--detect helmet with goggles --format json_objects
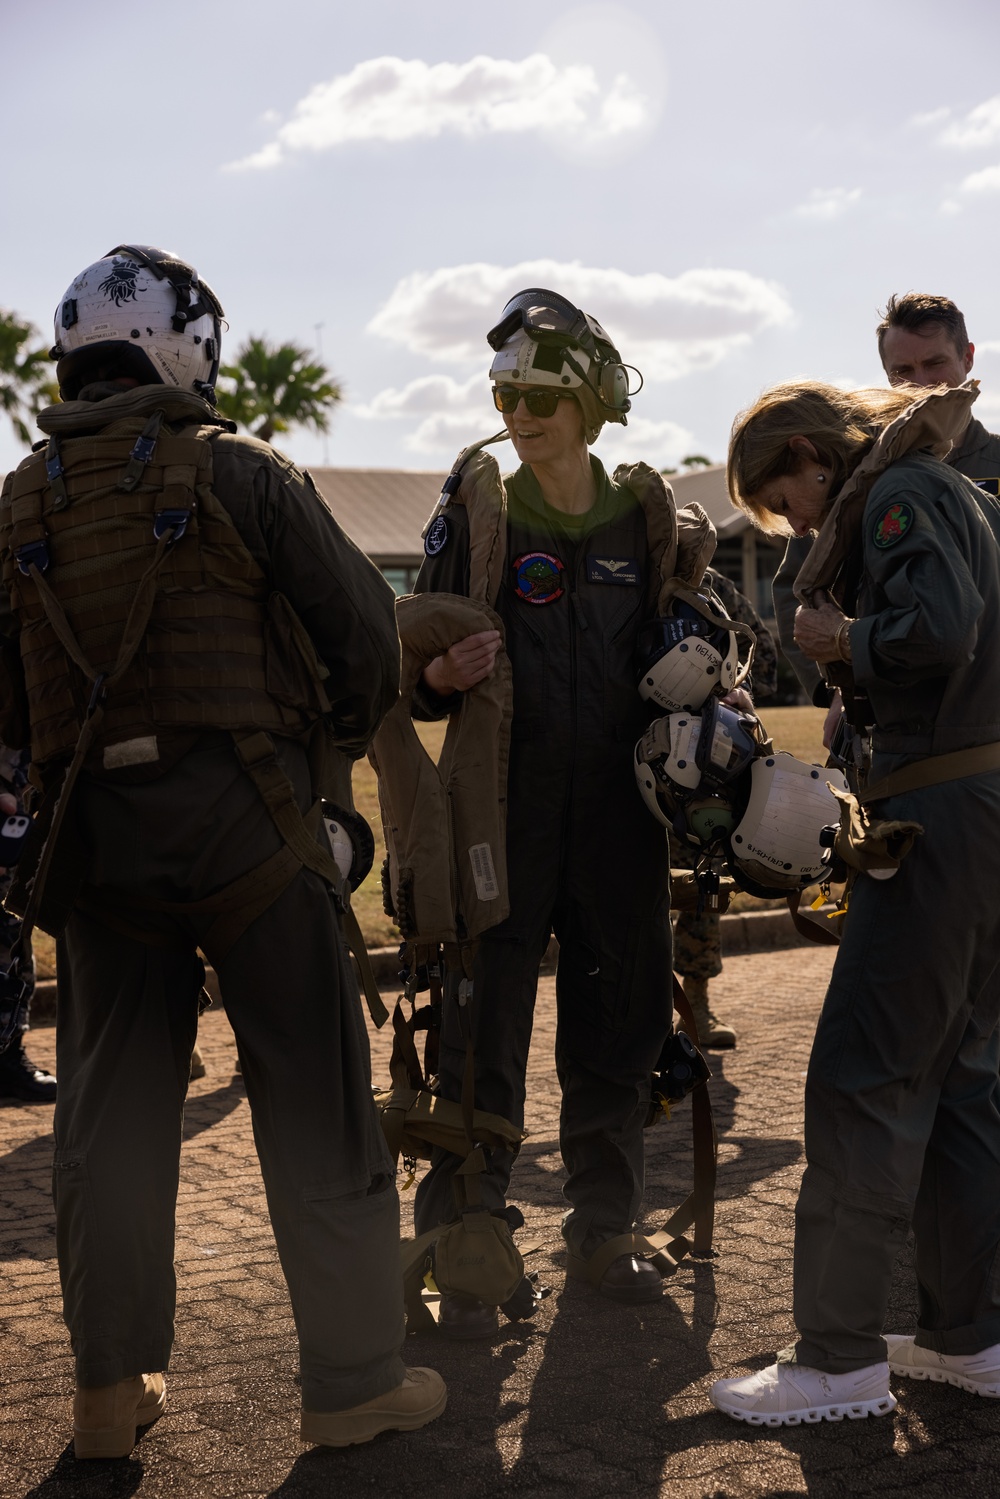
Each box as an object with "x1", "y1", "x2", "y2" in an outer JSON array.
[
  {"x1": 635, "y1": 595, "x2": 742, "y2": 713},
  {"x1": 725, "y1": 754, "x2": 848, "y2": 898},
  {"x1": 634, "y1": 701, "x2": 762, "y2": 844},
  {"x1": 51, "y1": 244, "x2": 224, "y2": 401},
  {"x1": 487, "y1": 287, "x2": 638, "y2": 444}
]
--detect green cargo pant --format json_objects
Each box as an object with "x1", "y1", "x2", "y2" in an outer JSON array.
[
  {"x1": 787, "y1": 774, "x2": 1000, "y2": 1373},
  {"x1": 52, "y1": 732, "x2": 406, "y2": 1411},
  {"x1": 668, "y1": 834, "x2": 722, "y2": 981}
]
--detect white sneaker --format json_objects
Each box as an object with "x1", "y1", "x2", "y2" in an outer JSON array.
[
  {"x1": 710, "y1": 1360, "x2": 896, "y2": 1427},
  {"x1": 885, "y1": 1335, "x2": 1000, "y2": 1397}
]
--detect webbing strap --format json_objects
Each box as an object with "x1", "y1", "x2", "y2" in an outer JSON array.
[
  {"x1": 663, "y1": 976, "x2": 718, "y2": 1256},
  {"x1": 860, "y1": 739, "x2": 1000, "y2": 804},
  {"x1": 786, "y1": 889, "x2": 841, "y2": 948},
  {"x1": 233, "y1": 729, "x2": 389, "y2": 1027},
  {"x1": 10, "y1": 529, "x2": 181, "y2": 986},
  {"x1": 670, "y1": 584, "x2": 758, "y2": 688},
  {"x1": 565, "y1": 1228, "x2": 691, "y2": 1287}
]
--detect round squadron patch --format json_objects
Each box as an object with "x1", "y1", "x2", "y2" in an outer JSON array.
[
  {"x1": 872, "y1": 502, "x2": 914, "y2": 549},
  {"x1": 513, "y1": 551, "x2": 564, "y2": 605},
  {"x1": 424, "y1": 515, "x2": 450, "y2": 557}
]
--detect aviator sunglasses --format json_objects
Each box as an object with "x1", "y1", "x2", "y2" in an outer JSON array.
[{"x1": 492, "y1": 385, "x2": 576, "y2": 419}]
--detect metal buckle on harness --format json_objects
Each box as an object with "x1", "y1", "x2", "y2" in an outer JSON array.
[
  {"x1": 131, "y1": 433, "x2": 158, "y2": 467},
  {"x1": 153, "y1": 509, "x2": 191, "y2": 545},
  {"x1": 45, "y1": 450, "x2": 65, "y2": 484},
  {"x1": 15, "y1": 540, "x2": 50, "y2": 576}
]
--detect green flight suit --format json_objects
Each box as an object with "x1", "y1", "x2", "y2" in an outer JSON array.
[
  {"x1": 0, "y1": 387, "x2": 407, "y2": 1410},
  {"x1": 772, "y1": 415, "x2": 1000, "y2": 703},
  {"x1": 787, "y1": 449, "x2": 1000, "y2": 1373}
]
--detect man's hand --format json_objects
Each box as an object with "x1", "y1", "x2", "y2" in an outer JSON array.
[
  {"x1": 721, "y1": 686, "x2": 754, "y2": 713},
  {"x1": 794, "y1": 600, "x2": 849, "y2": 664},
  {"x1": 423, "y1": 630, "x2": 502, "y2": 695}
]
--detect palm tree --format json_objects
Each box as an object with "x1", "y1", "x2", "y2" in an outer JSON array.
[
  {"x1": 0, "y1": 311, "x2": 58, "y2": 445},
  {"x1": 216, "y1": 336, "x2": 342, "y2": 446}
]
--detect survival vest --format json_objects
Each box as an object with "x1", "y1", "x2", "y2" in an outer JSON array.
[{"x1": 0, "y1": 401, "x2": 330, "y2": 770}]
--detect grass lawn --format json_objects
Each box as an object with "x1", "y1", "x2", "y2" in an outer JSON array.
[{"x1": 28, "y1": 703, "x2": 830, "y2": 978}]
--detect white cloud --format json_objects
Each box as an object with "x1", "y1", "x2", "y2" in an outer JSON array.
[
  {"x1": 354, "y1": 372, "x2": 694, "y2": 466},
  {"x1": 941, "y1": 95, "x2": 1000, "y2": 149},
  {"x1": 960, "y1": 163, "x2": 1000, "y2": 195},
  {"x1": 367, "y1": 259, "x2": 793, "y2": 379},
  {"x1": 910, "y1": 106, "x2": 950, "y2": 129},
  {"x1": 226, "y1": 54, "x2": 651, "y2": 170},
  {"x1": 974, "y1": 341, "x2": 1000, "y2": 355},
  {"x1": 793, "y1": 187, "x2": 862, "y2": 221}
]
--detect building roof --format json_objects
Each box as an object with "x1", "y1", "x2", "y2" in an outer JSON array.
[
  {"x1": 310, "y1": 466, "x2": 447, "y2": 564},
  {"x1": 311, "y1": 459, "x2": 748, "y2": 564}
]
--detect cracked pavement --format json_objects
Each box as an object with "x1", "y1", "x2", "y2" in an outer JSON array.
[{"x1": 3, "y1": 947, "x2": 999, "y2": 1498}]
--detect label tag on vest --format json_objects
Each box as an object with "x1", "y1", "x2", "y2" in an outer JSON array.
[
  {"x1": 469, "y1": 842, "x2": 499, "y2": 901},
  {"x1": 586, "y1": 555, "x2": 641, "y2": 585},
  {"x1": 103, "y1": 736, "x2": 160, "y2": 769},
  {"x1": 975, "y1": 477, "x2": 1000, "y2": 498}
]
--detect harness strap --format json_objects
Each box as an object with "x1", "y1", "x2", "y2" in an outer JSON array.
[
  {"x1": 45, "y1": 436, "x2": 70, "y2": 513},
  {"x1": 670, "y1": 584, "x2": 758, "y2": 687},
  {"x1": 860, "y1": 739, "x2": 1000, "y2": 804},
  {"x1": 565, "y1": 1228, "x2": 691, "y2": 1287},
  {"x1": 662, "y1": 976, "x2": 718, "y2": 1256},
  {"x1": 117, "y1": 411, "x2": 164, "y2": 493},
  {"x1": 9, "y1": 528, "x2": 182, "y2": 992},
  {"x1": 233, "y1": 729, "x2": 389, "y2": 1027}
]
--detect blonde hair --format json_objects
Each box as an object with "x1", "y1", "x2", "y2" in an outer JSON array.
[{"x1": 727, "y1": 381, "x2": 918, "y2": 532}]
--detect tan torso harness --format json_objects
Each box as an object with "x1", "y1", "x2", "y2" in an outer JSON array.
[{"x1": 1, "y1": 399, "x2": 383, "y2": 1022}]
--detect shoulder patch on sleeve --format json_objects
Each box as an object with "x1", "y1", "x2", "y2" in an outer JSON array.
[
  {"x1": 872, "y1": 501, "x2": 914, "y2": 549},
  {"x1": 424, "y1": 514, "x2": 450, "y2": 557}
]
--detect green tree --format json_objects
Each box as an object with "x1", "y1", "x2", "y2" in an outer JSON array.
[
  {"x1": 680, "y1": 454, "x2": 714, "y2": 469},
  {"x1": 0, "y1": 310, "x2": 58, "y2": 445},
  {"x1": 216, "y1": 336, "x2": 342, "y2": 446}
]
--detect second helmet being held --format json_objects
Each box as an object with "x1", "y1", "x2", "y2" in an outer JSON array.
[
  {"x1": 636, "y1": 596, "x2": 741, "y2": 713},
  {"x1": 725, "y1": 754, "x2": 848, "y2": 898},
  {"x1": 51, "y1": 244, "x2": 224, "y2": 401},
  {"x1": 634, "y1": 700, "x2": 763, "y2": 843}
]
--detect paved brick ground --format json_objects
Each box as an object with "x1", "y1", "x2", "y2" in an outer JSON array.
[{"x1": 3, "y1": 948, "x2": 1000, "y2": 1498}]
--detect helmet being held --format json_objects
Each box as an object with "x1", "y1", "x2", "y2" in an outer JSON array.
[
  {"x1": 51, "y1": 244, "x2": 224, "y2": 401},
  {"x1": 725, "y1": 754, "x2": 848, "y2": 898},
  {"x1": 635, "y1": 595, "x2": 742, "y2": 713},
  {"x1": 487, "y1": 287, "x2": 637, "y2": 444},
  {"x1": 634, "y1": 701, "x2": 762, "y2": 844}
]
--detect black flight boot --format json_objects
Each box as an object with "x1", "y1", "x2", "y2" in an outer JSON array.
[{"x1": 0, "y1": 1039, "x2": 57, "y2": 1103}]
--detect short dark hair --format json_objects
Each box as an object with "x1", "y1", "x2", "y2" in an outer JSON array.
[{"x1": 877, "y1": 292, "x2": 970, "y2": 360}]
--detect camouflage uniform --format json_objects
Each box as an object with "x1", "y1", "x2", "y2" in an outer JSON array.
[{"x1": 671, "y1": 569, "x2": 777, "y2": 983}]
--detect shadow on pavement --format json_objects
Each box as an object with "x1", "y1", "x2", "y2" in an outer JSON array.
[
  {"x1": 19, "y1": 1444, "x2": 144, "y2": 1499},
  {"x1": 0, "y1": 1079, "x2": 245, "y2": 1262}
]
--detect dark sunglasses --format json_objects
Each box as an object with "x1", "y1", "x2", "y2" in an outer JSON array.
[{"x1": 492, "y1": 385, "x2": 576, "y2": 418}]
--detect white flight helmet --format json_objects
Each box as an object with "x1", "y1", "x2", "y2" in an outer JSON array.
[
  {"x1": 636, "y1": 596, "x2": 741, "y2": 713},
  {"x1": 51, "y1": 244, "x2": 223, "y2": 401},
  {"x1": 487, "y1": 287, "x2": 634, "y2": 443},
  {"x1": 726, "y1": 754, "x2": 848, "y2": 897}
]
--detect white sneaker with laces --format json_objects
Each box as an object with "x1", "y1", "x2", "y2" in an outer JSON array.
[
  {"x1": 710, "y1": 1360, "x2": 896, "y2": 1427},
  {"x1": 885, "y1": 1335, "x2": 1000, "y2": 1397}
]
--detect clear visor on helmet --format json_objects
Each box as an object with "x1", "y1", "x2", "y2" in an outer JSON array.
[{"x1": 695, "y1": 701, "x2": 761, "y2": 790}]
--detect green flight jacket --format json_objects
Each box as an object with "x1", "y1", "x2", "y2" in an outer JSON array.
[{"x1": 773, "y1": 413, "x2": 1000, "y2": 704}]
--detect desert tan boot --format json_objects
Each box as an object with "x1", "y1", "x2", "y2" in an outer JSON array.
[
  {"x1": 300, "y1": 1367, "x2": 447, "y2": 1448},
  {"x1": 683, "y1": 977, "x2": 737, "y2": 1048},
  {"x1": 73, "y1": 1372, "x2": 166, "y2": 1458}
]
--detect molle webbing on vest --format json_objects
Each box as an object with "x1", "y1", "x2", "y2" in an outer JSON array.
[
  {"x1": 370, "y1": 592, "x2": 512, "y2": 947},
  {"x1": 0, "y1": 418, "x2": 328, "y2": 766}
]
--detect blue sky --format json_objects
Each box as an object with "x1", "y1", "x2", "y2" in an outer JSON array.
[{"x1": 2, "y1": 0, "x2": 999, "y2": 479}]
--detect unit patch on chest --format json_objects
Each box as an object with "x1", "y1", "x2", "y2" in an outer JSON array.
[
  {"x1": 872, "y1": 502, "x2": 914, "y2": 549},
  {"x1": 512, "y1": 551, "x2": 565, "y2": 604},
  {"x1": 974, "y1": 477, "x2": 1000, "y2": 499},
  {"x1": 586, "y1": 555, "x2": 641, "y2": 585}
]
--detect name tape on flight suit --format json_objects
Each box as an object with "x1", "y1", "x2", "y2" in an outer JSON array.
[{"x1": 586, "y1": 555, "x2": 641, "y2": 585}]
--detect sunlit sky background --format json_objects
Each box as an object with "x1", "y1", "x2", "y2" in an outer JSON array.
[{"x1": 2, "y1": 0, "x2": 999, "y2": 481}]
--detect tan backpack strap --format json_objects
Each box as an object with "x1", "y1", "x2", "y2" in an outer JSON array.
[
  {"x1": 660, "y1": 976, "x2": 718, "y2": 1256},
  {"x1": 860, "y1": 740, "x2": 1000, "y2": 803}
]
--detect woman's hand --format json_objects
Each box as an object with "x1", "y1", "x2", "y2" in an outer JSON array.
[
  {"x1": 422, "y1": 630, "x2": 502, "y2": 695},
  {"x1": 794, "y1": 601, "x2": 849, "y2": 663}
]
